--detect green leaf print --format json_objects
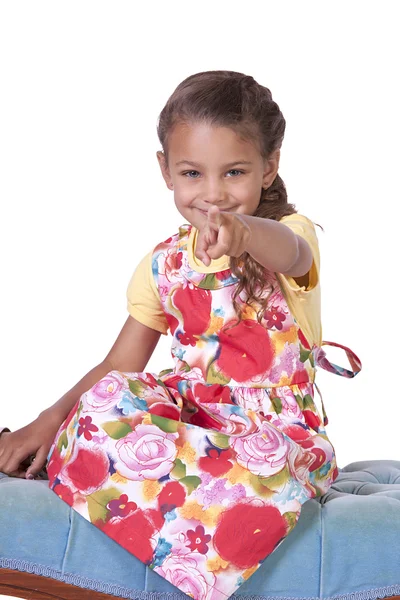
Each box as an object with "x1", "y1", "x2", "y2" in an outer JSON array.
[
  {"x1": 206, "y1": 361, "x2": 231, "y2": 385},
  {"x1": 150, "y1": 414, "x2": 180, "y2": 433},
  {"x1": 128, "y1": 379, "x2": 147, "y2": 398},
  {"x1": 259, "y1": 465, "x2": 291, "y2": 492},
  {"x1": 299, "y1": 347, "x2": 311, "y2": 363},
  {"x1": 282, "y1": 511, "x2": 298, "y2": 534},
  {"x1": 102, "y1": 421, "x2": 133, "y2": 439},
  {"x1": 309, "y1": 351, "x2": 315, "y2": 367},
  {"x1": 57, "y1": 430, "x2": 69, "y2": 452},
  {"x1": 171, "y1": 458, "x2": 187, "y2": 480},
  {"x1": 179, "y1": 475, "x2": 201, "y2": 494},
  {"x1": 295, "y1": 394, "x2": 304, "y2": 410},
  {"x1": 270, "y1": 396, "x2": 282, "y2": 414},
  {"x1": 302, "y1": 394, "x2": 315, "y2": 410},
  {"x1": 87, "y1": 487, "x2": 122, "y2": 524},
  {"x1": 249, "y1": 473, "x2": 277, "y2": 498},
  {"x1": 157, "y1": 368, "x2": 174, "y2": 378},
  {"x1": 198, "y1": 273, "x2": 217, "y2": 289},
  {"x1": 208, "y1": 432, "x2": 230, "y2": 449}
]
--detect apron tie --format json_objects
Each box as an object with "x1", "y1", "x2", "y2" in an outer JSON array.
[{"x1": 312, "y1": 341, "x2": 362, "y2": 426}]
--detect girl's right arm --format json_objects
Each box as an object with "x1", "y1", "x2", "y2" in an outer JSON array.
[{"x1": 0, "y1": 316, "x2": 161, "y2": 478}]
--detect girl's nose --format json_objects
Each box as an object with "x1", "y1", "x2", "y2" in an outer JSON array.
[{"x1": 202, "y1": 180, "x2": 227, "y2": 205}]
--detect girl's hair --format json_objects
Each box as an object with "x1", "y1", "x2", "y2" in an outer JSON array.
[{"x1": 157, "y1": 70, "x2": 297, "y2": 325}]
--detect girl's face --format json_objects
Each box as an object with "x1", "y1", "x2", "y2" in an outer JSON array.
[{"x1": 157, "y1": 122, "x2": 280, "y2": 229}]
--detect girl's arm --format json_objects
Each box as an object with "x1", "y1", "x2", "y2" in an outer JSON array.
[
  {"x1": 41, "y1": 316, "x2": 161, "y2": 424},
  {"x1": 239, "y1": 214, "x2": 313, "y2": 278}
]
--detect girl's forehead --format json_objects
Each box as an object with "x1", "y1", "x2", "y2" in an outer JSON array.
[{"x1": 168, "y1": 121, "x2": 261, "y2": 163}]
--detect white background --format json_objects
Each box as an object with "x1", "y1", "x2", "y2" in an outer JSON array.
[
  {"x1": 1, "y1": 1, "x2": 399, "y2": 597},
  {"x1": 1, "y1": 1, "x2": 399, "y2": 478}
]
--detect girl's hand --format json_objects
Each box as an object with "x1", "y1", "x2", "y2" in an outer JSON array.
[
  {"x1": 195, "y1": 205, "x2": 251, "y2": 266},
  {"x1": 0, "y1": 411, "x2": 62, "y2": 479}
]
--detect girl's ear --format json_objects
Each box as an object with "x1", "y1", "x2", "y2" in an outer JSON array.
[
  {"x1": 156, "y1": 151, "x2": 173, "y2": 189},
  {"x1": 262, "y1": 148, "x2": 281, "y2": 188}
]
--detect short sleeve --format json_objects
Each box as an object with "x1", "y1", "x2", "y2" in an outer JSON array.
[
  {"x1": 279, "y1": 213, "x2": 320, "y2": 291},
  {"x1": 277, "y1": 213, "x2": 322, "y2": 347},
  {"x1": 126, "y1": 251, "x2": 169, "y2": 335}
]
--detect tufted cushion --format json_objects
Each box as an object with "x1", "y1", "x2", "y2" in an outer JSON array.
[{"x1": 1, "y1": 459, "x2": 400, "y2": 599}]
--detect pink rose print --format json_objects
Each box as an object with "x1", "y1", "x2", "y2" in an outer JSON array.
[
  {"x1": 85, "y1": 371, "x2": 126, "y2": 412},
  {"x1": 231, "y1": 421, "x2": 290, "y2": 477},
  {"x1": 114, "y1": 424, "x2": 179, "y2": 481},
  {"x1": 154, "y1": 552, "x2": 216, "y2": 600}
]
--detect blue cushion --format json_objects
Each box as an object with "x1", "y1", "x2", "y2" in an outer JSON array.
[{"x1": 1, "y1": 460, "x2": 400, "y2": 600}]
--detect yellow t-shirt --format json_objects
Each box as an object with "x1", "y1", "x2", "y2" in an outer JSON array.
[{"x1": 126, "y1": 214, "x2": 322, "y2": 347}]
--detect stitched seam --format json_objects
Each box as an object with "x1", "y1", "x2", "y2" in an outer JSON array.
[{"x1": 60, "y1": 505, "x2": 72, "y2": 576}]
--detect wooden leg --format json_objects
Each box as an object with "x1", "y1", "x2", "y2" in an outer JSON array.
[{"x1": 0, "y1": 568, "x2": 125, "y2": 600}]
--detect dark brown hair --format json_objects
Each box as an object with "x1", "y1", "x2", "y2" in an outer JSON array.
[{"x1": 157, "y1": 70, "x2": 297, "y2": 324}]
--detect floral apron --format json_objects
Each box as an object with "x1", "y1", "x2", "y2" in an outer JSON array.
[{"x1": 46, "y1": 224, "x2": 361, "y2": 600}]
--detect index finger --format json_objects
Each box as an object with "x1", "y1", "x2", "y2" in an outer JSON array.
[{"x1": 207, "y1": 205, "x2": 222, "y2": 231}]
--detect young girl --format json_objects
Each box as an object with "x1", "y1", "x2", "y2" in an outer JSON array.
[{"x1": 0, "y1": 70, "x2": 361, "y2": 600}]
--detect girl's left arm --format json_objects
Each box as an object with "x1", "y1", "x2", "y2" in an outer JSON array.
[{"x1": 239, "y1": 214, "x2": 313, "y2": 277}]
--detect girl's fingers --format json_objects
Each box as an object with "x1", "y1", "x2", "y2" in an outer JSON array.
[
  {"x1": 207, "y1": 206, "x2": 222, "y2": 231},
  {"x1": 26, "y1": 446, "x2": 49, "y2": 478},
  {"x1": 207, "y1": 226, "x2": 231, "y2": 259}
]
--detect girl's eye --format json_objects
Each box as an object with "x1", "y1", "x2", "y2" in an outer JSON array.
[{"x1": 182, "y1": 169, "x2": 244, "y2": 178}]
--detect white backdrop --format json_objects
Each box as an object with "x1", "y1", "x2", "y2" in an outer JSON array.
[{"x1": 1, "y1": 0, "x2": 399, "y2": 495}]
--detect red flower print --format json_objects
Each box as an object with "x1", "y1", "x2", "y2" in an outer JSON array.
[
  {"x1": 148, "y1": 402, "x2": 181, "y2": 421},
  {"x1": 165, "y1": 313, "x2": 179, "y2": 335},
  {"x1": 298, "y1": 328, "x2": 311, "y2": 349},
  {"x1": 186, "y1": 525, "x2": 211, "y2": 554},
  {"x1": 173, "y1": 286, "x2": 212, "y2": 336},
  {"x1": 213, "y1": 502, "x2": 288, "y2": 569},
  {"x1": 145, "y1": 507, "x2": 165, "y2": 531},
  {"x1": 64, "y1": 447, "x2": 110, "y2": 495},
  {"x1": 308, "y1": 448, "x2": 327, "y2": 472},
  {"x1": 107, "y1": 493, "x2": 138, "y2": 518},
  {"x1": 215, "y1": 270, "x2": 231, "y2": 282},
  {"x1": 177, "y1": 332, "x2": 198, "y2": 347},
  {"x1": 290, "y1": 369, "x2": 309, "y2": 385},
  {"x1": 183, "y1": 390, "x2": 225, "y2": 431},
  {"x1": 264, "y1": 306, "x2": 286, "y2": 330},
  {"x1": 47, "y1": 445, "x2": 64, "y2": 485},
  {"x1": 192, "y1": 382, "x2": 234, "y2": 405},
  {"x1": 101, "y1": 509, "x2": 156, "y2": 564},
  {"x1": 284, "y1": 424, "x2": 314, "y2": 443},
  {"x1": 53, "y1": 483, "x2": 74, "y2": 506},
  {"x1": 303, "y1": 409, "x2": 321, "y2": 431},
  {"x1": 77, "y1": 416, "x2": 99, "y2": 441},
  {"x1": 217, "y1": 320, "x2": 274, "y2": 381},
  {"x1": 199, "y1": 448, "x2": 233, "y2": 477},
  {"x1": 158, "y1": 481, "x2": 186, "y2": 515}
]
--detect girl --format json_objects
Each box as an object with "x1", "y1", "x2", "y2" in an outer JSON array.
[{"x1": 0, "y1": 70, "x2": 361, "y2": 600}]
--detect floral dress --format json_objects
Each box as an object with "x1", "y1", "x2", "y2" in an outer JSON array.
[{"x1": 46, "y1": 224, "x2": 361, "y2": 600}]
